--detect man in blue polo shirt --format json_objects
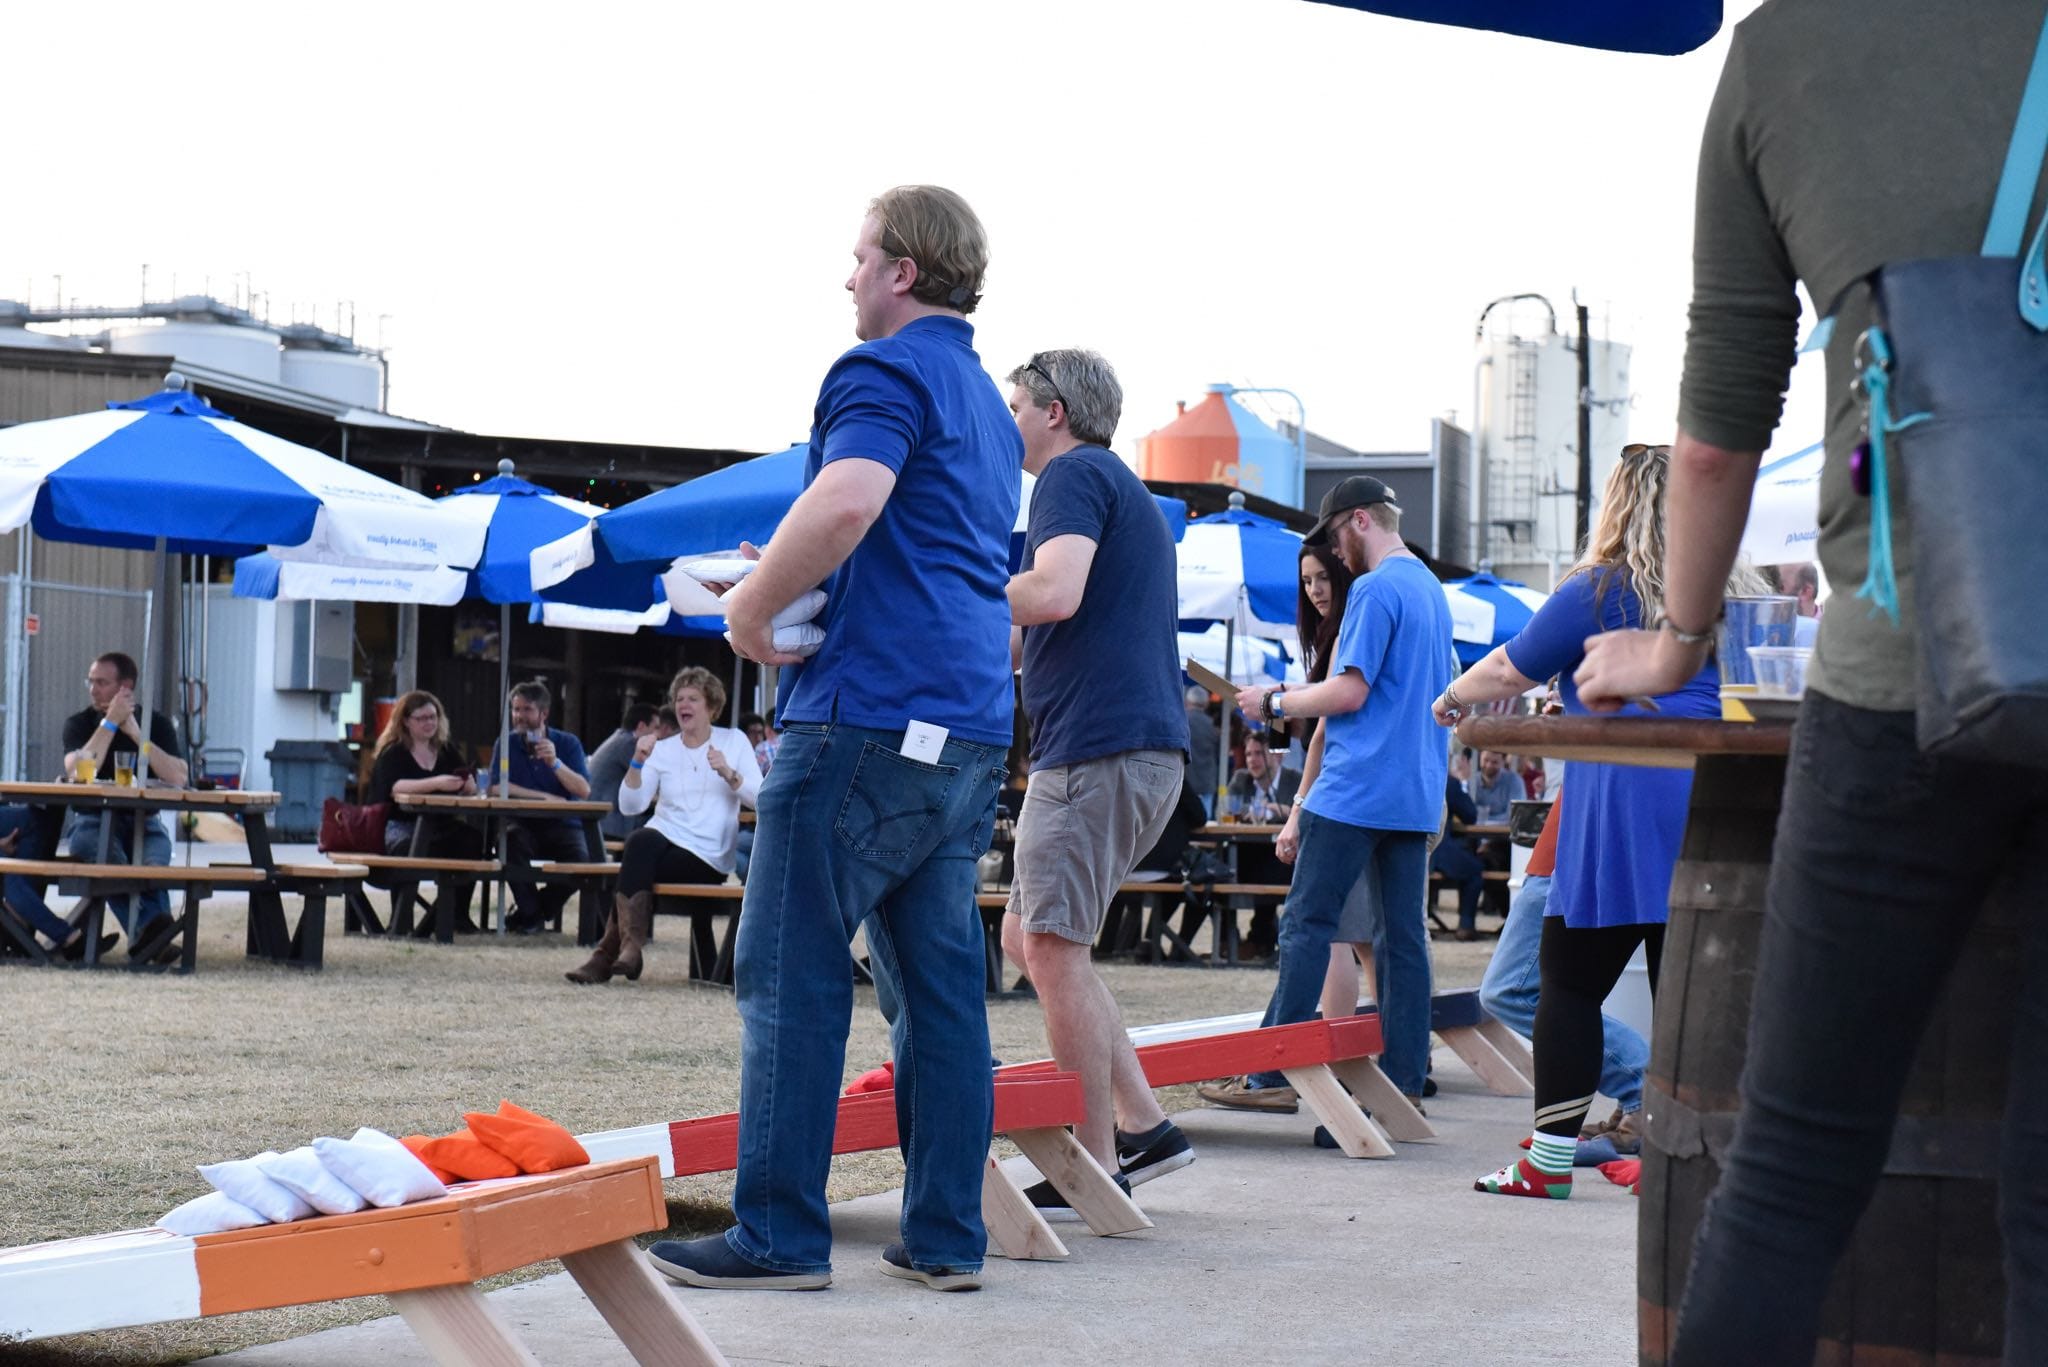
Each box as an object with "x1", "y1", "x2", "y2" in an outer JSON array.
[
  {"x1": 1199, "y1": 477, "x2": 1454, "y2": 1111},
  {"x1": 485, "y1": 680, "x2": 592, "y2": 933},
  {"x1": 648, "y1": 186, "x2": 1018, "y2": 1295}
]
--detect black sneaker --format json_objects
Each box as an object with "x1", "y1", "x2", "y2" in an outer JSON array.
[
  {"x1": 647, "y1": 1232, "x2": 831, "y2": 1290},
  {"x1": 879, "y1": 1243, "x2": 981, "y2": 1292},
  {"x1": 1023, "y1": 1171, "x2": 1132, "y2": 1222},
  {"x1": 1116, "y1": 1120, "x2": 1194, "y2": 1187}
]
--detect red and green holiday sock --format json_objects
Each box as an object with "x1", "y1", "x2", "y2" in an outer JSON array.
[{"x1": 1475, "y1": 1130, "x2": 1576, "y2": 1199}]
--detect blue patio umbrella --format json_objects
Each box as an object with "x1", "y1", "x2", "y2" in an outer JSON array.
[
  {"x1": 533, "y1": 443, "x2": 1187, "y2": 612},
  {"x1": 1175, "y1": 503, "x2": 1304, "y2": 638},
  {"x1": 1304, "y1": 1, "x2": 1721, "y2": 55},
  {"x1": 0, "y1": 376, "x2": 484, "y2": 783},
  {"x1": 1442, "y1": 572, "x2": 1549, "y2": 668}
]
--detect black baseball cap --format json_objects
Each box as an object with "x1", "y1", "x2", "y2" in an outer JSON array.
[{"x1": 1303, "y1": 475, "x2": 1399, "y2": 547}]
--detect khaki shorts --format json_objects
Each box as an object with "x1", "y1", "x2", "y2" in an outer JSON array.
[{"x1": 1011, "y1": 749, "x2": 1184, "y2": 944}]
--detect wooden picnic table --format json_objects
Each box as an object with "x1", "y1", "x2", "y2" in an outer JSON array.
[
  {"x1": 393, "y1": 793, "x2": 613, "y2": 933},
  {"x1": 0, "y1": 780, "x2": 335, "y2": 971}
]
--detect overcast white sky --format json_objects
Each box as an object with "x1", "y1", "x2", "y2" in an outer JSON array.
[{"x1": 5, "y1": 0, "x2": 1820, "y2": 461}]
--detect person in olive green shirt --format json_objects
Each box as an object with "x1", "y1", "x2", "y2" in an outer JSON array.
[{"x1": 1577, "y1": 3, "x2": 2048, "y2": 1363}]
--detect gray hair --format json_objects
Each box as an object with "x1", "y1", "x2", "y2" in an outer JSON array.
[{"x1": 1007, "y1": 348, "x2": 1123, "y2": 448}]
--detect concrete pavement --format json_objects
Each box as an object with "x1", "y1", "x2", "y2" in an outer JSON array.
[{"x1": 218, "y1": 1054, "x2": 1635, "y2": 1367}]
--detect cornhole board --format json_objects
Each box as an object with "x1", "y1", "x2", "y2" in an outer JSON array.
[
  {"x1": 1091, "y1": 1012, "x2": 1432, "y2": 1156},
  {"x1": 0, "y1": 1156, "x2": 726, "y2": 1366},
  {"x1": 579, "y1": 1070, "x2": 1143, "y2": 1263}
]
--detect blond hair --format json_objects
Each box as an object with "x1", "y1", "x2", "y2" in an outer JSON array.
[
  {"x1": 1570, "y1": 444, "x2": 1763, "y2": 624},
  {"x1": 669, "y1": 666, "x2": 726, "y2": 723},
  {"x1": 869, "y1": 186, "x2": 989, "y2": 314}
]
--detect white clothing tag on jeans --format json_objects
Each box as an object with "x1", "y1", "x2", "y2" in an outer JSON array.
[{"x1": 900, "y1": 720, "x2": 948, "y2": 764}]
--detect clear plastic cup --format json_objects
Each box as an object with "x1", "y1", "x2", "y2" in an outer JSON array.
[
  {"x1": 1747, "y1": 645, "x2": 1812, "y2": 698},
  {"x1": 1717, "y1": 596, "x2": 1799, "y2": 692}
]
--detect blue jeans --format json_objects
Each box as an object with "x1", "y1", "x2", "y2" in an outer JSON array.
[
  {"x1": 1672, "y1": 695, "x2": 2048, "y2": 1365},
  {"x1": 1479, "y1": 874, "x2": 1647, "y2": 1112},
  {"x1": 728, "y1": 721, "x2": 1005, "y2": 1275},
  {"x1": 65, "y1": 809, "x2": 171, "y2": 933},
  {"x1": 1252, "y1": 808, "x2": 1433, "y2": 1096},
  {"x1": 0, "y1": 805, "x2": 66, "y2": 942}
]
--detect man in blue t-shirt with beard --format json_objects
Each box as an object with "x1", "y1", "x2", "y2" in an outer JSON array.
[
  {"x1": 998, "y1": 348, "x2": 1192, "y2": 1220},
  {"x1": 648, "y1": 186, "x2": 1019, "y2": 1297},
  {"x1": 1200, "y1": 477, "x2": 1455, "y2": 1113}
]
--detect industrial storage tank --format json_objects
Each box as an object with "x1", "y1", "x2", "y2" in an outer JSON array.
[
  {"x1": 281, "y1": 346, "x2": 382, "y2": 409},
  {"x1": 108, "y1": 319, "x2": 283, "y2": 385},
  {"x1": 0, "y1": 327, "x2": 88, "y2": 350}
]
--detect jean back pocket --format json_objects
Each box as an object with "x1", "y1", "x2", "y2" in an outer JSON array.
[{"x1": 834, "y1": 743, "x2": 960, "y2": 860}]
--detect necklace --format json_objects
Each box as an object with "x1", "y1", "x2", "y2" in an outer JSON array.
[{"x1": 675, "y1": 733, "x2": 716, "y2": 812}]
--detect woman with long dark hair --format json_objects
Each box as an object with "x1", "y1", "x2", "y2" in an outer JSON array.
[
  {"x1": 1437, "y1": 444, "x2": 1762, "y2": 1198},
  {"x1": 1283, "y1": 544, "x2": 1384, "y2": 1021},
  {"x1": 366, "y1": 689, "x2": 485, "y2": 936}
]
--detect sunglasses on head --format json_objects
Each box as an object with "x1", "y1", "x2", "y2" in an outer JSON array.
[
  {"x1": 1621, "y1": 443, "x2": 1673, "y2": 459},
  {"x1": 1024, "y1": 356, "x2": 1067, "y2": 411}
]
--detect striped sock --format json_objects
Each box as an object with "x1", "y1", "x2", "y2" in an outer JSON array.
[
  {"x1": 1474, "y1": 1130, "x2": 1577, "y2": 1199},
  {"x1": 1528, "y1": 1131, "x2": 1577, "y2": 1176}
]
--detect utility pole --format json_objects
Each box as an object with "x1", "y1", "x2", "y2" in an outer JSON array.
[{"x1": 1573, "y1": 294, "x2": 1593, "y2": 552}]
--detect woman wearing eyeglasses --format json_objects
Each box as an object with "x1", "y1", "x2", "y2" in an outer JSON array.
[{"x1": 1432, "y1": 444, "x2": 1762, "y2": 1200}]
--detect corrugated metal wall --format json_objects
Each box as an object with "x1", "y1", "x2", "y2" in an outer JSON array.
[{"x1": 2, "y1": 350, "x2": 188, "y2": 777}]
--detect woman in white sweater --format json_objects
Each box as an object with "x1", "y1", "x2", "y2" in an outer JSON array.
[{"x1": 567, "y1": 667, "x2": 762, "y2": 984}]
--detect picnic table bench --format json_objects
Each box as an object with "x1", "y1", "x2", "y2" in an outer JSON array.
[
  {"x1": 653, "y1": 882, "x2": 745, "y2": 985},
  {"x1": 579, "y1": 1070, "x2": 1143, "y2": 1263},
  {"x1": 342, "y1": 854, "x2": 506, "y2": 942},
  {"x1": 541, "y1": 860, "x2": 622, "y2": 943},
  {"x1": 0, "y1": 1155, "x2": 727, "y2": 1365},
  {"x1": 0, "y1": 857, "x2": 268, "y2": 973}
]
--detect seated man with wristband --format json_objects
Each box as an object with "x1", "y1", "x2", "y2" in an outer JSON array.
[
  {"x1": 484, "y1": 680, "x2": 592, "y2": 934},
  {"x1": 59, "y1": 651, "x2": 189, "y2": 956}
]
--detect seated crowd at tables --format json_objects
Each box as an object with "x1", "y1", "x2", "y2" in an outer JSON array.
[{"x1": 362, "y1": 670, "x2": 781, "y2": 960}]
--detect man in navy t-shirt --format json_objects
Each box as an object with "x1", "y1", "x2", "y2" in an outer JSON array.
[
  {"x1": 485, "y1": 680, "x2": 592, "y2": 934},
  {"x1": 648, "y1": 186, "x2": 1018, "y2": 1296},
  {"x1": 1198, "y1": 476, "x2": 1454, "y2": 1112},
  {"x1": 997, "y1": 348, "x2": 1192, "y2": 1215}
]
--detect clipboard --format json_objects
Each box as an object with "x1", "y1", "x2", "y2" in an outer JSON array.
[
  {"x1": 1186, "y1": 657, "x2": 1292, "y2": 750},
  {"x1": 1183, "y1": 657, "x2": 1237, "y2": 700}
]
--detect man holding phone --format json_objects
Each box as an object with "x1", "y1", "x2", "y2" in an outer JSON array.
[{"x1": 485, "y1": 680, "x2": 591, "y2": 934}]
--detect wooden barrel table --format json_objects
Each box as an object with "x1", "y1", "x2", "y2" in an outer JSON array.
[{"x1": 1459, "y1": 714, "x2": 2017, "y2": 1365}]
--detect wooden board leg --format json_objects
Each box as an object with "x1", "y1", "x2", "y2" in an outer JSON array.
[
  {"x1": 561, "y1": 1237, "x2": 732, "y2": 1367},
  {"x1": 1282, "y1": 1064, "x2": 1395, "y2": 1158},
  {"x1": 1438, "y1": 1024, "x2": 1533, "y2": 1096},
  {"x1": 389, "y1": 1281, "x2": 543, "y2": 1367},
  {"x1": 1324, "y1": 1058, "x2": 1436, "y2": 1143},
  {"x1": 981, "y1": 1155, "x2": 1068, "y2": 1261},
  {"x1": 1007, "y1": 1125, "x2": 1153, "y2": 1236},
  {"x1": 1477, "y1": 1016, "x2": 1537, "y2": 1079}
]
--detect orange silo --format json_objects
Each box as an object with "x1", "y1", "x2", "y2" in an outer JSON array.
[{"x1": 1136, "y1": 384, "x2": 1302, "y2": 505}]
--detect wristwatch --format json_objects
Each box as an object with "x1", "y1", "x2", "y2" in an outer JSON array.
[{"x1": 1655, "y1": 612, "x2": 1720, "y2": 647}]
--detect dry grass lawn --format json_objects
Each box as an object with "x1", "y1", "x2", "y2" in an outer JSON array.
[{"x1": 0, "y1": 884, "x2": 1496, "y2": 1365}]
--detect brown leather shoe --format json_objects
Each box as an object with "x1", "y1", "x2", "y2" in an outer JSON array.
[
  {"x1": 612, "y1": 890, "x2": 654, "y2": 982},
  {"x1": 1196, "y1": 1077, "x2": 1299, "y2": 1113},
  {"x1": 565, "y1": 895, "x2": 626, "y2": 985},
  {"x1": 1581, "y1": 1104, "x2": 1626, "y2": 1140}
]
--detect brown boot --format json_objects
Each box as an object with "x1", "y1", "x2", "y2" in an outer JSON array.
[
  {"x1": 613, "y1": 890, "x2": 654, "y2": 982},
  {"x1": 565, "y1": 895, "x2": 627, "y2": 985}
]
